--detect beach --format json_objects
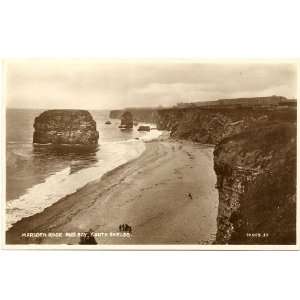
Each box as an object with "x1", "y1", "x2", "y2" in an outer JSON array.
[{"x1": 6, "y1": 136, "x2": 219, "y2": 245}]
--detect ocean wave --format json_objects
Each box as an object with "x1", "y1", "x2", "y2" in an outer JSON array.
[
  {"x1": 7, "y1": 141, "x2": 32, "y2": 144},
  {"x1": 6, "y1": 151, "x2": 29, "y2": 169},
  {"x1": 139, "y1": 129, "x2": 162, "y2": 142},
  {"x1": 6, "y1": 139, "x2": 146, "y2": 230}
]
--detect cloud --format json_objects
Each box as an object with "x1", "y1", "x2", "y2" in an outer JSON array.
[{"x1": 6, "y1": 61, "x2": 297, "y2": 109}]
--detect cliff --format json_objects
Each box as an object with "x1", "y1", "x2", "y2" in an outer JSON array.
[
  {"x1": 214, "y1": 122, "x2": 296, "y2": 244},
  {"x1": 111, "y1": 106, "x2": 295, "y2": 143},
  {"x1": 110, "y1": 106, "x2": 296, "y2": 244},
  {"x1": 33, "y1": 110, "x2": 99, "y2": 145},
  {"x1": 156, "y1": 107, "x2": 296, "y2": 143}
]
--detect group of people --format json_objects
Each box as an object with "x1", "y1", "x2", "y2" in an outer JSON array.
[
  {"x1": 78, "y1": 229, "x2": 97, "y2": 245},
  {"x1": 119, "y1": 224, "x2": 132, "y2": 233}
]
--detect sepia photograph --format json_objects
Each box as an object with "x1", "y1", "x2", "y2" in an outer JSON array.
[
  {"x1": 2, "y1": 2, "x2": 300, "y2": 300},
  {"x1": 2, "y1": 60, "x2": 298, "y2": 249}
]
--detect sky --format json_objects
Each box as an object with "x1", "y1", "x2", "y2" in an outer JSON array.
[{"x1": 5, "y1": 60, "x2": 298, "y2": 110}]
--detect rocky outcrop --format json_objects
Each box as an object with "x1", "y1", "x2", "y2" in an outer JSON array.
[
  {"x1": 137, "y1": 125, "x2": 151, "y2": 131},
  {"x1": 120, "y1": 111, "x2": 133, "y2": 129},
  {"x1": 214, "y1": 122, "x2": 296, "y2": 244},
  {"x1": 33, "y1": 110, "x2": 99, "y2": 145}
]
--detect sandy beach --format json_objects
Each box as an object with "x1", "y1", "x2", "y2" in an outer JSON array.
[{"x1": 6, "y1": 136, "x2": 218, "y2": 245}]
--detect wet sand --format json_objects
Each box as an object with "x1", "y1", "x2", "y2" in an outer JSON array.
[{"x1": 6, "y1": 137, "x2": 219, "y2": 245}]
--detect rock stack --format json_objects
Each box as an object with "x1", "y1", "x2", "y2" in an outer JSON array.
[
  {"x1": 33, "y1": 110, "x2": 99, "y2": 145},
  {"x1": 119, "y1": 111, "x2": 133, "y2": 129}
]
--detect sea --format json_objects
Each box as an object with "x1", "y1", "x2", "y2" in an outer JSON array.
[{"x1": 6, "y1": 109, "x2": 162, "y2": 230}]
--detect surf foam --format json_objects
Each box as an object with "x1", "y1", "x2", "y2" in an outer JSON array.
[{"x1": 6, "y1": 139, "x2": 146, "y2": 230}]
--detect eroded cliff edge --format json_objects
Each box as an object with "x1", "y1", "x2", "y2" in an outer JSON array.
[
  {"x1": 214, "y1": 122, "x2": 296, "y2": 244},
  {"x1": 33, "y1": 110, "x2": 99, "y2": 145},
  {"x1": 110, "y1": 106, "x2": 296, "y2": 244}
]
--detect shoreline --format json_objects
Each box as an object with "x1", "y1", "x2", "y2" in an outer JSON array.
[{"x1": 6, "y1": 137, "x2": 219, "y2": 245}]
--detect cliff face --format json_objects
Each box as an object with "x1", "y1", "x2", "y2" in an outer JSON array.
[
  {"x1": 33, "y1": 110, "x2": 99, "y2": 145},
  {"x1": 109, "y1": 106, "x2": 296, "y2": 244},
  {"x1": 156, "y1": 107, "x2": 296, "y2": 144},
  {"x1": 214, "y1": 123, "x2": 296, "y2": 244}
]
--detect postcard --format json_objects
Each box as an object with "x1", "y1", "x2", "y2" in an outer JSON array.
[{"x1": 2, "y1": 60, "x2": 298, "y2": 249}]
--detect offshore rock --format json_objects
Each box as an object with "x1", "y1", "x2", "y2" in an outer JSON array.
[
  {"x1": 110, "y1": 108, "x2": 159, "y2": 124},
  {"x1": 120, "y1": 111, "x2": 133, "y2": 129},
  {"x1": 137, "y1": 125, "x2": 150, "y2": 132},
  {"x1": 33, "y1": 110, "x2": 99, "y2": 145}
]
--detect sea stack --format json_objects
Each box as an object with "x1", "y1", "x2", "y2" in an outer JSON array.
[
  {"x1": 33, "y1": 110, "x2": 99, "y2": 145},
  {"x1": 119, "y1": 111, "x2": 133, "y2": 129}
]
